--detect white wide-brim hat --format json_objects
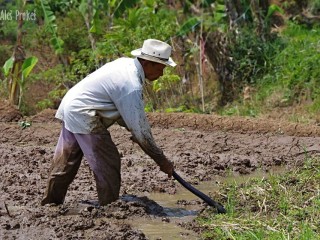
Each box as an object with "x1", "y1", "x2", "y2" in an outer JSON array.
[{"x1": 131, "y1": 39, "x2": 177, "y2": 67}]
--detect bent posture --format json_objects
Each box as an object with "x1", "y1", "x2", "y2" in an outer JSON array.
[{"x1": 42, "y1": 39, "x2": 175, "y2": 206}]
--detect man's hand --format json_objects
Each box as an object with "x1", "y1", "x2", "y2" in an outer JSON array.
[
  {"x1": 159, "y1": 159, "x2": 174, "y2": 178},
  {"x1": 130, "y1": 135, "x2": 138, "y2": 143}
]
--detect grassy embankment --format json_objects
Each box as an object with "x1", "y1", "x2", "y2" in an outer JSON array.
[
  {"x1": 219, "y1": 23, "x2": 320, "y2": 124},
  {"x1": 197, "y1": 157, "x2": 320, "y2": 239}
]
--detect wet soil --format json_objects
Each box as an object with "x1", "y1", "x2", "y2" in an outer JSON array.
[{"x1": 1, "y1": 104, "x2": 320, "y2": 239}]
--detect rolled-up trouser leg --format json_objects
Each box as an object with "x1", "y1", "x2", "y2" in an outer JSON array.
[
  {"x1": 41, "y1": 125, "x2": 83, "y2": 205},
  {"x1": 74, "y1": 130, "x2": 121, "y2": 205}
]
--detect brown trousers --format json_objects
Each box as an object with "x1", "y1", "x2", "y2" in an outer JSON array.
[{"x1": 41, "y1": 124, "x2": 121, "y2": 206}]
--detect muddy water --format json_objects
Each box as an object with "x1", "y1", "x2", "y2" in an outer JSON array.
[
  {"x1": 133, "y1": 186, "x2": 201, "y2": 240},
  {"x1": 132, "y1": 217, "x2": 198, "y2": 240},
  {"x1": 135, "y1": 166, "x2": 286, "y2": 239},
  {"x1": 149, "y1": 166, "x2": 286, "y2": 209},
  {"x1": 1, "y1": 158, "x2": 287, "y2": 240}
]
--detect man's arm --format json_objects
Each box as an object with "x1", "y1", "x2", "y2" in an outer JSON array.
[{"x1": 113, "y1": 90, "x2": 173, "y2": 176}]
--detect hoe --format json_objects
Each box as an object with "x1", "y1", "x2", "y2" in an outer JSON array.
[{"x1": 173, "y1": 171, "x2": 226, "y2": 214}]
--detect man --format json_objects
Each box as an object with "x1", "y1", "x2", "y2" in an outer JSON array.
[{"x1": 41, "y1": 39, "x2": 175, "y2": 206}]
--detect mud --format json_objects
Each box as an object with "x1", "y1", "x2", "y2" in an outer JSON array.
[{"x1": 1, "y1": 106, "x2": 320, "y2": 239}]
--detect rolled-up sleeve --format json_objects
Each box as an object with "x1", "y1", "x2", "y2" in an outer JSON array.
[{"x1": 113, "y1": 90, "x2": 167, "y2": 165}]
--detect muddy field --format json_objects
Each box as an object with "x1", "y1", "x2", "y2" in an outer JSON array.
[{"x1": 1, "y1": 102, "x2": 320, "y2": 239}]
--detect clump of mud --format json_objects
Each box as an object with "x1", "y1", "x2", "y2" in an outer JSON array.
[
  {"x1": 1, "y1": 196, "x2": 166, "y2": 240},
  {"x1": 0, "y1": 100, "x2": 22, "y2": 122},
  {"x1": 77, "y1": 195, "x2": 167, "y2": 220},
  {"x1": 30, "y1": 108, "x2": 58, "y2": 123},
  {"x1": 105, "y1": 195, "x2": 166, "y2": 218}
]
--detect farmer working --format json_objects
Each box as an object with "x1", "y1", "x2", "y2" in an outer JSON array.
[{"x1": 41, "y1": 39, "x2": 175, "y2": 206}]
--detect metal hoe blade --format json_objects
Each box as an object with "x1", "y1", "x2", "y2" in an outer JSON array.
[{"x1": 173, "y1": 171, "x2": 226, "y2": 214}]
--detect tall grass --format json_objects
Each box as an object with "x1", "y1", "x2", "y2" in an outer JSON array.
[
  {"x1": 196, "y1": 157, "x2": 320, "y2": 239},
  {"x1": 258, "y1": 23, "x2": 320, "y2": 109},
  {"x1": 220, "y1": 23, "x2": 320, "y2": 119}
]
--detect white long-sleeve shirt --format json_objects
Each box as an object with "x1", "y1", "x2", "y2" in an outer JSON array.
[{"x1": 56, "y1": 57, "x2": 167, "y2": 164}]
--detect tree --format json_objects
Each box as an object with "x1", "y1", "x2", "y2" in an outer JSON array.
[{"x1": 203, "y1": 0, "x2": 282, "y2": 106}]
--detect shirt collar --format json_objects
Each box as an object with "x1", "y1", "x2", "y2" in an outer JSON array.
[{"x1": 134, "y1": 57, "x2": 145, "y2": 84}]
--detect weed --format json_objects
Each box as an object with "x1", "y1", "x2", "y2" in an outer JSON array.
[{"x1": 18, "y1": 121, "x2": 31, "y2": 129}]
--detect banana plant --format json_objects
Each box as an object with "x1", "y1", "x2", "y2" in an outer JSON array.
[
  {"x1": 40, "y1": 0, "x2": 64, "y2": 55},
  {"x1": 19, "y1": 56, "x2": 39, "y2": 109},
  {"x1": 2, "y1": 0, "x2": 38, "y2": 109},
  {"x1": 2, "y1": 0, "x2": 26, "y2": 108},
  {"x1": 3, "y1": 56, "x2": 38, "y2": 109}
]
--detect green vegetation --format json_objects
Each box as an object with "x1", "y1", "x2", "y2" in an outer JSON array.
[
  {"x1": 220, "y1": 22, "x2": 320, "y2": 120},
  {"x1": 0, "y1": 0, "x2": 319, "y2": 119},
  {"x1": 4, "y1": 55, "x2": 38, "y2": 109},
  {"x1": 258, "y1": 23, "x2": 320, "y2": 112},
  {"x1": 197, "y1": 158, "x2": 320, "y2": 239}
]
